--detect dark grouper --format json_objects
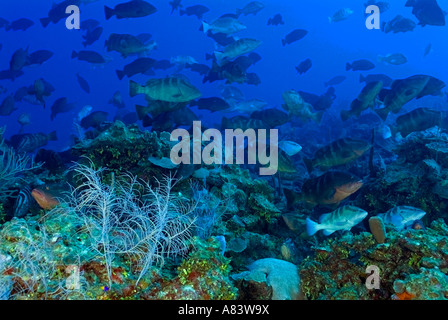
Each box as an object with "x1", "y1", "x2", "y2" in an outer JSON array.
[
  {"x1": 304, "y1": 138, "x2": 371, "y2": 173},
  {"x1": 294, "y1": 171, "x2": 364, "y2": 208},
  {"x1": 105, "y1": 0, "x2": 157, "y2": 20}
]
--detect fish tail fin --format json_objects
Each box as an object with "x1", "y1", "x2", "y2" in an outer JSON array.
[
  {"x1": 135, "y1": 105, "x2": 148, "y2": 120},
  {"x1": 214, "y1": 51, "x2": 224, "y2": 66},
  {"x1": 202, "y1": 21, "x2": 210, "y2": 33},
  {"x1": 375, "y1": 107, "x2": 389, "y2": 121},
  {"x1": 306, "y1": 217, "x2": 320, "y2": 236},
  {"x1": 359, "y1": 74, "x2": 365, "y2": 83},
  {"x1": 48, "y1": 131, "x2": 58, "y2": 141},
  {"x1": 236, "y1": 9, "x2": 242, "y2": 18},
  {"x1": 281, "y1": 38, "x2": 286, "y2": 46},
  {"x1": 303, "y1": 157, "x2": 314, "y2": 174},
  {"x1": 205, "y1": 53, "x2": 214, "y2": 60},
  {"x1": 340, "y1": 109, "x2": 351, "y2": 122},
  {"x1": 179, "y1": 9, "x2": 186, "y2": 16},
  {"x1": 328, "y1": 16, "x2": 333, "y2": 23},
  {"x1": 40, "y1": 17, "x2": 51, "y2": 28},
  {"x1": 129, "y1": 80, "x2": 142, "y2": 97},
  {"x1": 104, "y1": 6, "x2": 114, "y2": 20},
  {"x1": 345, "y1": 62, "x2": 351, "y2": 71},
  {"x1": 116, "y1": 69, "x2": 125, "y2": 80},
  {"x1": 71, "y1": 51, "x2": 78, "y2": 59},
  {"x1": 267, "y1": 18, "x2": 272, "y2": 25}
]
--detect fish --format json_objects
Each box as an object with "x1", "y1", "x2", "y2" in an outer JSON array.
[
  {"x1": 246, "y1": 73, "x2": 261, "y2": 86},
  {"x1": 153, "y1": 59, "x2": 174, "y2": 70},
  {"x1": 303, "y1": 138, "x2": 371, "y2": 173},
  {"x1": 282, "y1": 90, "x2": 323, "y2": 123},
  {"x1": 10, "y1": 47, "x2": 30, "y2": 72},
  {"x1": 186, "y1": 63, "x2": 210, "y2": 76},
  {"x1": 365, "y1": 0, "x2": 390, "y2": 13},
  {"x1": 31, "y1": 188, "x2": 59, "y2": 210},
  {"x1": 109, "y1": 91, "x2": 126, "y2": 108},
  {"x1": 236, "y1": 1, "x2": 264, "y2": 17},
  {"x1": 129, "y1": 76, "x2": 201, "y2": 103},
  {"x1": 378, "y1": 206, "x2": 426, "y2": 230},
  {"x1": 12, "y1": 131, "x2": 58, "y2": 153},
  {"x1": 341, "y1": 81, "x2": 383, "y2": 121},
  {"x1": 424, "y1": 43, "x2": 433, "y2": 57},
  {"x1": 104, "y1": 0, "x2": 157, "y2": 20},
  {"x1": 105, "y1": 33, "x2": 157, "y2": 58},
  {"x1": 312, "y1": 87, "x2": 337, "y2": 111},
  {"x1": 221, "y1": 116, "x2": 269, "y2": 131},
  {"x1": 76, "y1": 105, "x2": 94, "y2": 123},
  {"x1": 6, "y1": 18, "x2": 34, "y2": 31},
  {"x1": 282, "y1": 29, "x2": 308, "y2": 46},
  {"x1": 267, "y1": 14, "x2": 284, "y2": 26},
  {"x1": 0, "y1": 95, "x2": 16, "y2": 116},
  {"x1": 405, "y1": 0, "x2": 445, "y2": 27},
  {"x1": 278, "y1": 140, "x2": 302, "y2": 156},
  {"x1": 50, "y1": 97, "x2": 76, "y2": 120},
  {"x1": 329, "y1": 8, "x2": 354, "y2": 23},
  {"x1": 169, "y1": 0, "x2": 183, "y2": 14},
  {"x1": 116, "y1": 57, "x2": 156, "y2": 80},
  {"x1": 28, "y1": 78, "x2": 55, "y2": 105},
  {"x1": 82, "y1": 26, "x2": 103, "y2": 47},
  {"x1": 416, "y1": 75, "x2": 446, "y2": 99},
  {"x1": 17, "y1": 113, "x2": 31, "y2": 132},
  {"x1": 28, "y1": 50, "x2": 54, "y2": 66},
  {"x1": 202, "y1": 17, "x2": 246, "y2": 34},
  {"x1": 40, "y1": 0, "x2": 82, "y2": 28},
  {"x1": 0, "y1": 69, "x2": 23, "y2": 81},
  {"x1": 0, "y1": 17, "x2": 9, "y2": 29},
  {"x1": 325, "y1": 75, "x2": 346, "y2": 87},
  {"x1": 295, "y1": 59, "x2": 312, "y2": 75},
  {"x1": 76, "y1": 73, "x2": 90, "y2": 93},
  {"x1": 206, "y1": 32, "x2": 236, "y2": 47},
  {"x1": 306, "y1": 205, "x2": 368, "y2": 236},
  {"x1": 377, "y1": 124, "x2": 392, "y2": 139},
  {"x1": 381, "y1": 15, "x2": 416, "y2": 33},
  {"x1": 295, "y1": 171, "x2": 363, "y2": 208},
  {"x1": 359, "y1": 73, "x2": 393, "y2": 87},
  {"x1": 81, "y1": 19, "x2": 100, "y2": 31},
  {"x1": 170, "y1": 55, "x2": 198, "y2": 66},
  {"x1": 80, "y1": 111, "x2": 108, "y2": 129},
  {"x1": 71, "y1": 50, "x2": 107, "y2": 65},
  {"x1": 378, "y1": 53, "x2": 408, "y2": 65},
  {"x1": 214, "y1": 38, "x2": 262, "y2": 67},
  {"x1": 12, "y1": 186, "x2": 33, "y2": 218},
  {"x1": 346, "y1": 59, "x2": 375, "y2": 71},
  {"x1": 375, "y1": 75, "x2": 430, "y2": 120},
  {"x1": 251, "y1": 108, "x2": 290, "y2": 127},
  {"x1": 393, "y1": 107, "x2": 444, "y2": 138},
  {"x1": 190, "y1": 97, "x2": 231, "y2": 112},
  {"x1": 221, "y1": 85, "x2": 245, "y2": 102},
  {"x1": 228, "y1": 98, "x2": 268, "y2": 114},
  {"x1": 179, "y1": 5, "x2": 210, "y2": 19}
]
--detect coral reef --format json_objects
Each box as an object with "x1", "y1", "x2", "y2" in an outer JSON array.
[{"x1": 299, "y1": 219, "x2": 448, "y2": 300}]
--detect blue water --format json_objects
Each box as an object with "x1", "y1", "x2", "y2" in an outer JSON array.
[{"x1": 1, "y1": 0, "x2": 447, "y2": 151}]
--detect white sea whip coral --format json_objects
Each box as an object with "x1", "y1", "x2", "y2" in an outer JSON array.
[{"x1": 64, "y1": 162, "x2": 198, "y2": 286}]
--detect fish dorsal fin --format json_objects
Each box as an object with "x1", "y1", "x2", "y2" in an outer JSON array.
[
  {"x1": 323, "y1": 229, "x2": 336, "y2": 236},
  {"x1": 319, "y1": 213, "x2": 330, "y2": 223}
]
